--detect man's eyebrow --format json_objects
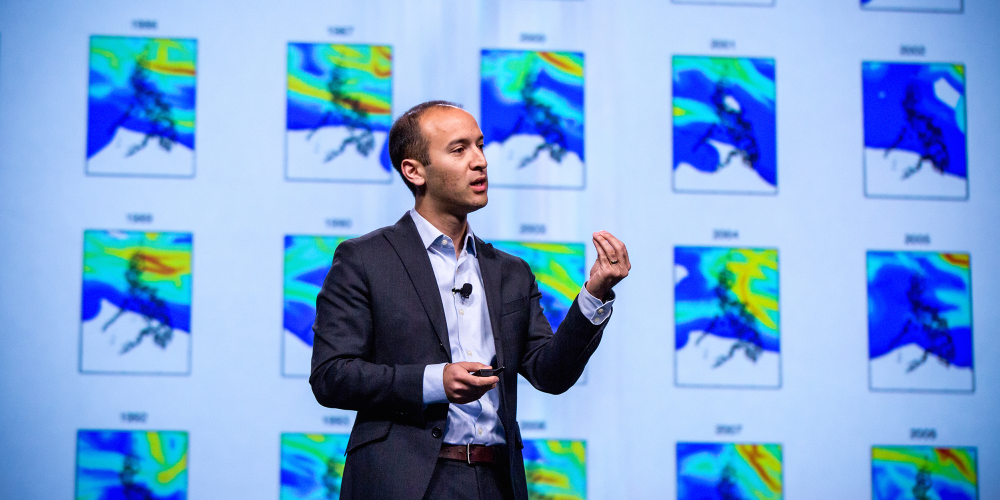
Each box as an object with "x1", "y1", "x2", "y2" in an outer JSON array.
[{"x1": 446, "y1": 135, "x2": 483, "y2": 148}]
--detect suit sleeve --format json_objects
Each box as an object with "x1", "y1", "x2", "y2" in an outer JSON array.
[
  {"x1": 309, "y1": 239, "x2": 425, "y2": 416},
  {"x1": 517, "y1": 258, "x2": 612, "y2": 395}
]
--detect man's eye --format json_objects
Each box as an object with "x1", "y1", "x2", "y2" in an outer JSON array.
[{"x1": 453, "y1": 147, "x2": 464, "y2": 154}]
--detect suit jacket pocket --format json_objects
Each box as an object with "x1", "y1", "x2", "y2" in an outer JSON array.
[
  {"x1": 346, "y1": 420, "x2": 392, "y2": 454},
  {"x1": 501, "y1": 296, "x2": 530, "y2": 316}
]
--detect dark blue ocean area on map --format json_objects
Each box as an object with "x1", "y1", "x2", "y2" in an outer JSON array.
[
  {"x1": 868, "y1": 258, "x2": 972, "y2": 367},
  {"x1": 81, "y1": 280, "x2": 192, "y2": 333},
  {"x1": 87, "y1": 78, "x2": 197, "y2": 158},
  {"x1": 863, "y1": 63, "x2": 966, "y2": 179},
  {"x1": 284, "y1": 301, "x2": 316, "y2": 346}
]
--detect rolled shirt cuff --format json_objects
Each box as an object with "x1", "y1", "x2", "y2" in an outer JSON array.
[
  {"x1": 422, "y1": 362, "x2": 449, "y2": 405},
  {"x1": 577, "y1": 285, "x2": 614, "y2": 325}
]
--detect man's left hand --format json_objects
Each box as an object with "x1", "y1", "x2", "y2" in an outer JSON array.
[{"x1": 585, "y1": 230, "x2": 630, "y2": 302}]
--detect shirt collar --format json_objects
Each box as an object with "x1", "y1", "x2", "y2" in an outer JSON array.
[{"x1": 409, "y1": 208, "x2": 477, "y2": 257}]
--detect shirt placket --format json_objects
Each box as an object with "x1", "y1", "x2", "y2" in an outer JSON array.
[
  {"x1": 454, "y1": 253, "x2": 470, "y2": 358},
  {"x1": 457, "y1": 245, "x2": 488, "y2": 439},
  {"x1": 452, "y1": 243, "x2": 467, "y2": 363},
  {"x1": 463, "y1": 249, "x2": 493, "y2": 443}
]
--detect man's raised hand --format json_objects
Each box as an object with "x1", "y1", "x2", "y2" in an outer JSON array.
[
  {"x1": 443, "y1": 362, "x2": 499, "y2": 404},
  {"x1": 585, "y1": 230, "x2": 631, "y2": 301}
]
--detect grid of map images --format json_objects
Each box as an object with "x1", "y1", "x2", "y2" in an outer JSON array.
[
  {"x1": 80, "y1": 230, "x2": 193, "y2": 375},
  {"x1": 872, "y1": 446, "x2": 978, "y2": 500},
  {"x1": 481, "y1": 50, "x2": 586, "y2": 189},
  {"x1": 69, "y1": 2, "x2": 983, "y2": 495},
  {"x1": 76, "y1": 430, "x2": 189, "y2": 500},
  {"x1": 677, "y1": 442, "x2": 783, "y2": 500},
  {"x1": 673, "y1": 56, "x2": 777, "y2": 195},
  {"x1": 87, "y1": 36, "x2": 197, "y2": 178},
  {"x1": 674, "y1": 246, "x2": 781, "y2": 388},
  {"x1": 867, "y1": 251, "x2": 973, "y2": 392},
  {"x1": 285, "y1": 43, "x2": 393, "y2": 183}
]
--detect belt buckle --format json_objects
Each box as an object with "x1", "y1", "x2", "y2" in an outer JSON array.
[{"x1": 466, "y1": 443, "x2": 472, "y2": 465}]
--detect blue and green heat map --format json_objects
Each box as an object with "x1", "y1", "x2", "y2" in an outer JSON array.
[
  {"x1": 81, "y1": 230, "x2": 193, "y2": 329},
  {"x1": 867, "y1": 251, "x2": 972, "y2": 388},
  {"x1": 673, "y1": 56, "x2": 777, "y2": 194},
  {"x1": 280, "y1": 433, "x2": 349, "y2": 500},
  {"x1": 284, "y1": 235, "x2": 351, "y2": 350},
  {"x1": 872, "y1": 446, "x2": 977, "y2": 500},
  {"x1": 862, "y1": 62, "x2": 967, "y2": 199},
  {"x1": 480, "y1": 50, "x2": 585, "y2": 188},
  {"x1": 286, "y1": 43, "x2": 393, "y2": 175},
  {"x1": 76, "y1": 430, "x2": 188, "y2": 500},
  {"x1": 489, "y1": 242, "x2": 586, "y2": 332},
  {"x1": 677, "y1": 442, "x2": 783, "y2": 500},
  {"x1": 81, "y1": 230, "x2": 193, "y2": 365},
  {"x1": 523, "y1": 440, "x2": 587, "y2": 500},
  {"x1": 675, "y1": 247, "x2": 780, "y2": 364},
  {"x1": 87, "y1": 36, "x2": 197, "y2": 173}
]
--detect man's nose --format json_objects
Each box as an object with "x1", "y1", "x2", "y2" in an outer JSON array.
[{"x1": 472, "y1": 147, "x2": 487, "y2": 169}]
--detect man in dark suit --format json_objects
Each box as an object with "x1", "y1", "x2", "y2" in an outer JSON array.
[{"x1": 310, "y1": 100, "x2": 630, "y2": 500}]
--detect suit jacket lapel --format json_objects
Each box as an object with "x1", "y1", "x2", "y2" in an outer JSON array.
[
  {"x1": 385, "y1": 213, "x2": 452, "y2": 361},
  {"x1": 476, "y1": 238, "x2": 505, "y2": 371}
]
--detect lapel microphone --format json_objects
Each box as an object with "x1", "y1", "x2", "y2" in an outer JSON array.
[{"x1": 452, "y1": 283, "x2": 473, "y2": 300}]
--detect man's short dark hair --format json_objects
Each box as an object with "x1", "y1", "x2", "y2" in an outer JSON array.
[{"x1": 388, "y1": 100, "x2": 462, "y2": 196}]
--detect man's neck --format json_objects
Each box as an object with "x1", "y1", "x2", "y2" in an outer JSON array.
[{"x1": 413, "y1": 199, "x2": 468, "y2": 257}]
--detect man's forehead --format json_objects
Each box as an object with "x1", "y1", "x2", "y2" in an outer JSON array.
[{"x1": 420, "y1": 106, "x2": 481, "y2": 139}]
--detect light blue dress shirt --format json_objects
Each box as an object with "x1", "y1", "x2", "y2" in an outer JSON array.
[{"x1": 410, "y1": 209, "x2": 614, "y2": 446}]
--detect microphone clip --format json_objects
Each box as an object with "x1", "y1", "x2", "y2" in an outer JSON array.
[{"x1": 452, "y1": 283, "x2": 473, "y2": 300}]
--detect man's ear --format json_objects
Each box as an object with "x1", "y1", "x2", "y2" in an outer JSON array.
[{"x1": 400, "y1": 158, "x2": 427, "y2": 188}]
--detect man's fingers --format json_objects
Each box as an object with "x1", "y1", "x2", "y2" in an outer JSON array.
[
  {"x1": 592, "y1": 236, "x2": 610, "y2": 264},
  {"x1": 457, "y1": 377, "x2": 498, "y2": 399},
  {"x1": 444, "y1": 362, "x2": 503, "y2": 404},
  {"x1": 602, "y1": 232, "x2": 627, "y2": 261},
  {"x1": 452, "y1": 361, "x2": 487, "y2": 371},
  {"x1": 614, "y1": 244, "x2": 630, "y2": 273},
  {"x1": 448, "y1": 363, "x2": 498, "y2": 385},
  {"x1": 452, "y1": 384, "x2": 495, "y2": 404},
  {"x1": 598, "y1": 236, "x2": 618, "y2": 263},
  {"x1": 600, "y1": 231, "x2": 631, "y2": 272},
  {"x1": 593, "y1": 232, "x2": 618, "y2": 263}
]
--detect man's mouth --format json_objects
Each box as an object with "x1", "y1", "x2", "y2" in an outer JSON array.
[{"x1": 471, "y1": 177, "x2": 487, "y2": 192}]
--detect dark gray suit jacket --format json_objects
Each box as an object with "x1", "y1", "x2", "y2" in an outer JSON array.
[{"x1": 310, "y1": 213, "x2": 610, "y2": 500}]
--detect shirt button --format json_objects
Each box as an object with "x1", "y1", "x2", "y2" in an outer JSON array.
[
  {"x1": 467, "y1": 350, "x2": 473, "y2": 356},
  {"x1": 597, "y1": 308, "x2": 604, "y2": 314},
  {"x1": 459, "y1": 309, "x2": 464, "y2": 315},
  {"x1": 478, "y1": 428, "x2": 483, "y2": 435}
]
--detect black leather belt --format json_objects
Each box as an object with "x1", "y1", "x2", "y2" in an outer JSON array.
[{"x1": 439, "y1": 443, "x2": 499, "y2": 464}]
